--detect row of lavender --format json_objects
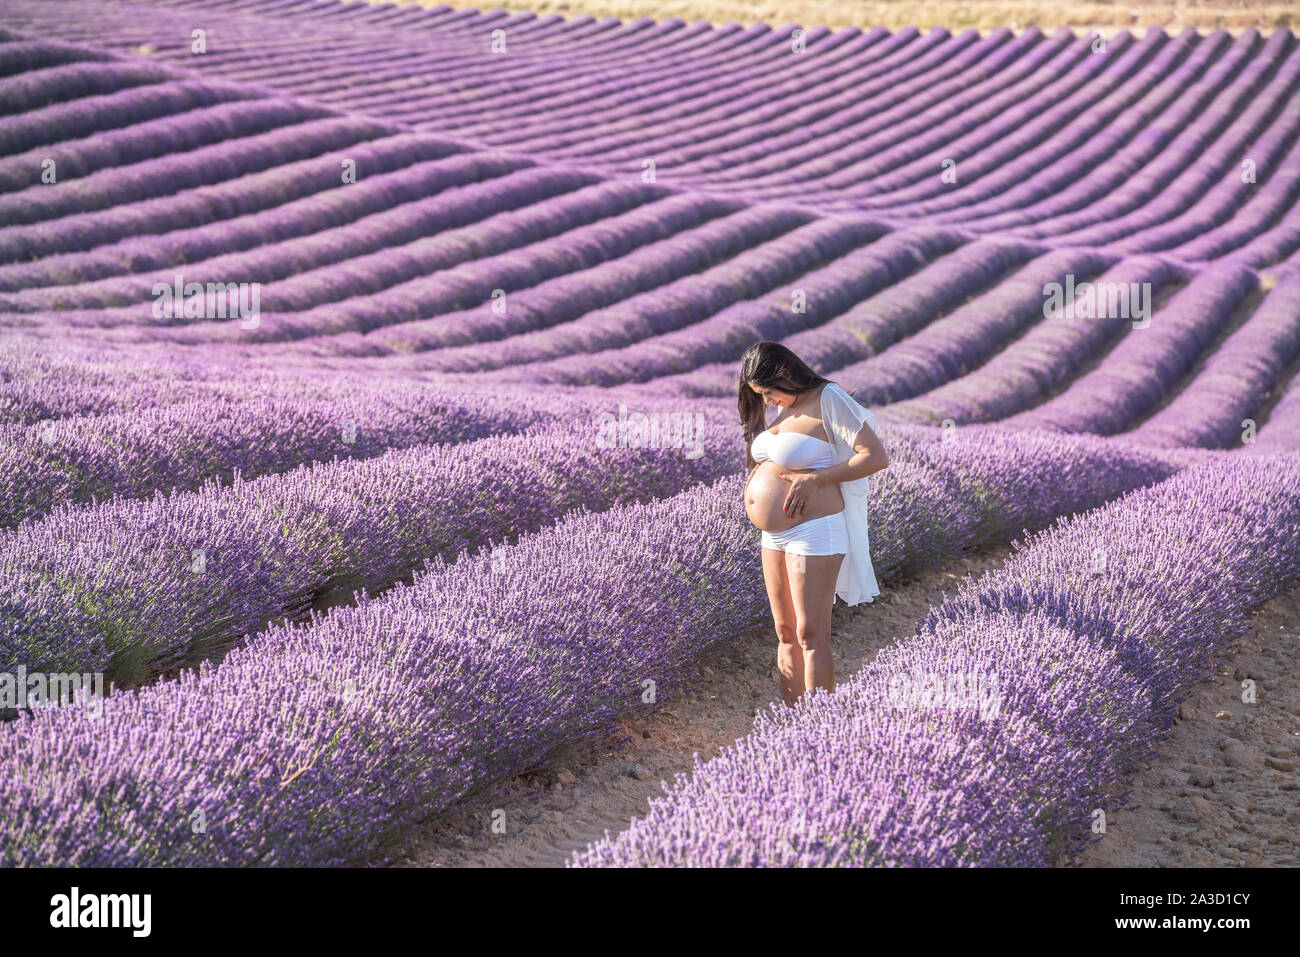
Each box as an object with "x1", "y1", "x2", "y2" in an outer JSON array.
[
  {"x1": 0, "y1": 336, "x2": 393, "y2": 423},
  {"x1": 0, "y1": 385, "x2": 588, "y2": 529},
  {"x1": 0, "y1": 401, "x2": 741, "y2": 688},
  {"x1": 0, "y1": 426, "x2": 1188, "y2": 865},
  {"x1": 572, "y1": 448, "x2": 1300, "y2": 866}
]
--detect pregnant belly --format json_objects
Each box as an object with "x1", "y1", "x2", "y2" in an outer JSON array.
[{"x1": 744, "y1": 460, "x2": 845, "y2": 533}]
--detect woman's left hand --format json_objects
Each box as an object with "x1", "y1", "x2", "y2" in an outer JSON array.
[{"x1": 778, "y1": 468, "x2": 822, "y2": 517}]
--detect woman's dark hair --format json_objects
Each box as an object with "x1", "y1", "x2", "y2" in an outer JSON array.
[{"x1": 738, "y1": 341, "x2": 829, "y2": 466}]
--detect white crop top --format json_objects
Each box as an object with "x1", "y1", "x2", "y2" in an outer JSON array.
[{"x1": 750, "y1": 429, "x2": 836, "y2": 470}]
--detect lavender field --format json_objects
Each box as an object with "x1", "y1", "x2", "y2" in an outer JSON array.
[{"x1": 1, "y1": 0, "x2": 1299, "y2": 869}]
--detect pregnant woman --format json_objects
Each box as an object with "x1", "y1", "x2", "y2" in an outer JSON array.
[{"x1": 740, "y1": 341, "x2": 889, "y2": 706}]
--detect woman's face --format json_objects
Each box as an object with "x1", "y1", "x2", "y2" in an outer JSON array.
[{"x1": 749, "y1": 382, "x2": 798, "y2": 408}]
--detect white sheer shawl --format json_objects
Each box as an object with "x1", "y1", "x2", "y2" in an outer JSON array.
[{"x1": 818, "y1": 382, "x2": 881, "y2": 606}]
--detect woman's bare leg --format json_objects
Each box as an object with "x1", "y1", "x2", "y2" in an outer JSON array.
[
  {"x1": 761, "y1": 546, "x2": 802, "y2": 706},
  {"x1": 787, "y1": 552, "x2": 844, "y2": 698}
]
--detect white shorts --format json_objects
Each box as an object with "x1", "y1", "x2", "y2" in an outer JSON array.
[{"x1": 761, "y1": 510, "x2": 848, "y2": 556}]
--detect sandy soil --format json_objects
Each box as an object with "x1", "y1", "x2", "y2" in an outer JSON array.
[
  {"x1": 374, "y1": 0, "x2": 1294, "y2": 33},
  {"x1": 1078, "y1": 589, "x2": 1300, "y2": 867},
  {"x1": 395, "y1": 542, "x2": 1300, "y2": 868}
]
